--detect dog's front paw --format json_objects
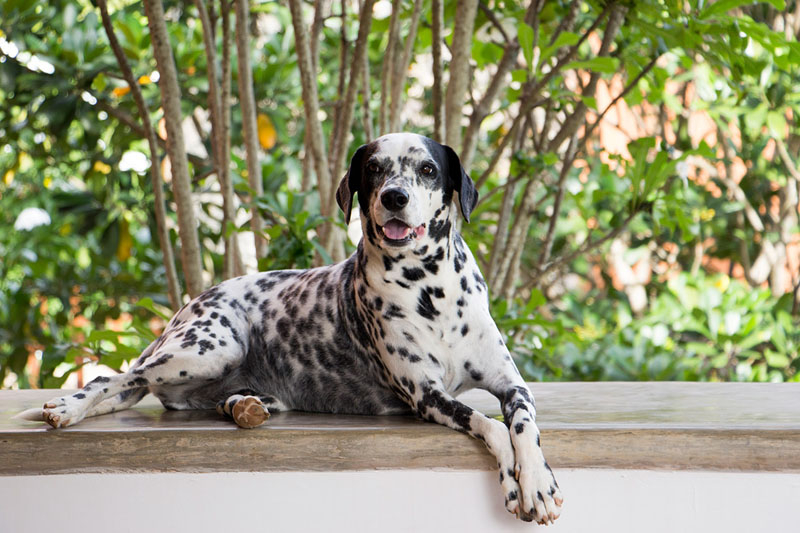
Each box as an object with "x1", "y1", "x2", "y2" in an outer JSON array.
[
  {"x1": 499, "y1": 464, "x2": 523, "y2": 517},
  {"x1": 516, "y1": 461, "x2": 563, "y2": 525}
]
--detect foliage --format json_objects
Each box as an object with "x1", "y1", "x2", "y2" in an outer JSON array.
[
  {"x1": 505, "y1": 273, "x2": 799, "y2": 383},
  {"x1": 1, "y1": 0, "x2": 799, "y2": 387}
]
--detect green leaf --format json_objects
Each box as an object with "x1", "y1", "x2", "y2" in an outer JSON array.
[
  {"x1": 518, "y1": 22, "x2": 534, "y2": 73},
  {"x1": 766, "y1": 111, "x2": 786, "y2": 136},
  {"x1": 765, "y1": 350, "x2": 790, "y2": 368},
  {"x1": 310, "y1": 238, "x2": 334, "y2": 265},
  {"x1": 563, "y1": 56, "x2": 620, "y2": 74},
  {"x1": 580, "y1": 96, "x2": 597, "y2": 110},
  {"x1": 764, "y1": 0, "x2": 787, "y2": 11},
  {"x1": 136, "y1": 296, "x2": 171, "y2": 321},
  {"x1": 699, "y1": 0, "x2": 754, "y2": 20},
  {"x1": 538, "y1": 31, "x2": 580, "y2": 67},
  {"x1": 743, "y1": 104, "x2": 768, "y2": 135}
]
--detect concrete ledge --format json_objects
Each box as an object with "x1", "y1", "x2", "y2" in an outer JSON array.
[{"x1": 2, "y1": 383, "x2": 799, "y2": 476}]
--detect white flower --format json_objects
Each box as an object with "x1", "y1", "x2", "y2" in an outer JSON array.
[
  {"x1": 119, "y1": 151, "x2": 150, "y2": 173},
  {"x1": 14, "y1": 207, "x2": 51, "y2": 231}
]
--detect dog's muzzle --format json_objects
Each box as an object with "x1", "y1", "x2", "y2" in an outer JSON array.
[{"x1": 377, "y1": 187, "x2": 425, "y2": 246}]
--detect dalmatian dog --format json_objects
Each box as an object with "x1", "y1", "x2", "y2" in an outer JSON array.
[{"x1": 18, "y1": 133, "x2": 562, "y2": 524}]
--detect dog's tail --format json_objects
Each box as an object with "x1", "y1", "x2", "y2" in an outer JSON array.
[{"x1": 13, "y1": 408, "x2": 44, "y2": 422}]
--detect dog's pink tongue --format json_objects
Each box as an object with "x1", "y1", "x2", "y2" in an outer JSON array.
[{"x1": 383, "y1": 220, "x2": 411, "y2": 240}]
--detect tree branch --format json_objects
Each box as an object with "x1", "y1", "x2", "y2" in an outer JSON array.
[
  {"x1": 461, "y1": 40, "x2": 519, "y2": 170},
  {"x1": 547, "y1": 3, "x2": 627, "y2": 152},
  {"x1": 538, "y1": 132, "x2": 578, "y2": 270},
  {"x1": 537, "y1": 207, "x2": 642, "y2": 281},
  {"x1": 580, "y1": 55, "x2": 658, "y2": 151},
  {"x1": 478, "y1": 1, "x2": 511, "y2": 43},
  {"x1": 94, "y1": 99, "x2": 208, "y2": 168}
]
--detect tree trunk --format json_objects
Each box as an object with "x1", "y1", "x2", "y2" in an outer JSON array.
[
  {"x1": 379, "y1": 0, "x2": 402, "y2": 135},
  {"x1": 195, "y1": 0, "x2": 243, "y2": 279},
  {"x1": 444, "y1": 0, "x2": 479, "y2": 148},
  {"x1": 142, "y1": 0, "x2": 205, "y2": 297},
  {"x1": 97, "y1": 0, "x2": 182, "y2": 310},
  {"x1": 235, "y1": 0, "x2": 267, "y2": 261},
  {"x1": 219, "y1": 2, "x2": 245, "y2": 277},
  {"x1": 431, "y1": 0, "x2": 444, "y2": 143},
  {"x1": 287, "y1": 0, "x2": 335, "y2": 253},
  {"x1": 388, "y1": 0, "x2": 423, "y2": 132}
]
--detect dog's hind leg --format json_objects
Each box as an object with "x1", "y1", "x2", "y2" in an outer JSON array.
[
  {"x1": 85, "y1": 387, "x2": 150, "y2": 418},
  {"x1": 40, "y1": 314, "x2": 249, "y2": 428}
]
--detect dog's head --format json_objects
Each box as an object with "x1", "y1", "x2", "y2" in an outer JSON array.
[{"x1": 336, "y1": 133, "x2": 477, "y2": 253}]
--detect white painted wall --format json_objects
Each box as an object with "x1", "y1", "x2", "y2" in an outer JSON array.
[{"x1": 2, "y1": 469, "x2": 798, "y2": 533}]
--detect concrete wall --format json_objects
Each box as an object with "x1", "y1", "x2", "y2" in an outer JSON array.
[{"x1": 3, "y1": 469, "x2": 799, "y2": 532}]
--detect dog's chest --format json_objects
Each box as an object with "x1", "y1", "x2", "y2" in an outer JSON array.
[{"x1": 360, "y1": 247, "x2": 494, "y2": 374}]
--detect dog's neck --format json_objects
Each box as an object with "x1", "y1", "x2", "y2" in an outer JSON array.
[{"x1": 358, "y1": 210, "x2": 461, "y2": 280}]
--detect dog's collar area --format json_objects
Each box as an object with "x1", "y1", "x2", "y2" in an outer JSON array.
[{"x1": 379, "y1": 219, "x2": 426, "y2": 246}]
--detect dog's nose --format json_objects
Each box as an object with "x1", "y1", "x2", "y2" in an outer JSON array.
[{"x1": 381, "y1": 188, "x2": 409, "y2": 211}]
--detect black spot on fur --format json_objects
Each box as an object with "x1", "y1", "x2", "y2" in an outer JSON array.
[
  {"x1": 428, "y1": 218, "x2": 451, "y2": 242},
  {"x1": 402, "y1": 267, "x2": 426, "y2": 281},
  {"x1": 416, "y1": 290, "x2": 439, "y2": 320},
  {"x1": 147, "y1": 353, "x2": 174, "y2": 368},
  {"x1": 422, "y1": 247, "x2": 444, "y2": 274},
  {"x1": 198, "y1": 339, "x2": 214, "y2": 355},
  {"x1": 416, "y1": 384, "x2": 472, "y2": 432},
  {"x1": 383, "y1": 254, "x2": 399, "y2": 272},
  {"x1": 384, "y1": 304, "x2": 405, "y2": 320}
]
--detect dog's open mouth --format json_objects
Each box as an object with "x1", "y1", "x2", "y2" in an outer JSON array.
[{"x1": 380, "y1": 219, "x2": 426, "y2": 246}]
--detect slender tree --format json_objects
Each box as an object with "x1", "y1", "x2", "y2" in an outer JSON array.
[
  {"x1": 95, "y1": 0, "x2": 182, "y2": 310},
  {"x1": 142, "y1": 0, "x2": 205, "y2": 297},
  {"x1": 235, "y1": 0, "x2": 267, "y2": 261}
]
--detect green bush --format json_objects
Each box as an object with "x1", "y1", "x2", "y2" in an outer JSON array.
[{"x1": 497, "y1": 273, "x2": 799, "y2": 383}]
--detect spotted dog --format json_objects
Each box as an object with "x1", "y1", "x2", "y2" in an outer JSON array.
[{"x1": 19, "y1": 133, "x2": 563, "y2": 524}]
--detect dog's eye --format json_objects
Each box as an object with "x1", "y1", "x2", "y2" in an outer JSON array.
[
  {"x1": 367, "y1": 163, "x2": 381, "y2": 174},
  {"x1": 420, "y1": 164, "x2": 435, "y2": 176}
]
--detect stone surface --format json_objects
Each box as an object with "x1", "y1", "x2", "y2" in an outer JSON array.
[{"x1": 2, "y1": 383, "x2": 799, "y2": 475}]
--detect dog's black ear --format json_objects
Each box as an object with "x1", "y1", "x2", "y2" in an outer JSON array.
[
  {"x1": 337, "y1": 145, "x2": 368, "y2": 224},
  {"x1": 443, "y1": 144, "x2": 478, "y2": 223}
]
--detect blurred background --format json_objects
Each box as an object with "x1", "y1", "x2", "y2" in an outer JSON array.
[{"x1": 0, "y1": 0, "x2": 798, "y2": 389}]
